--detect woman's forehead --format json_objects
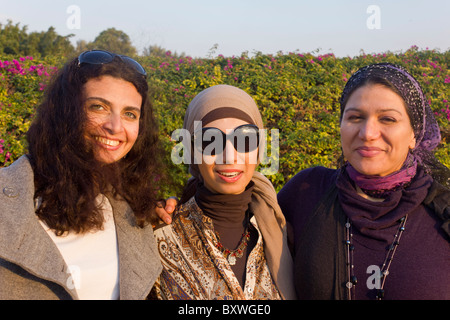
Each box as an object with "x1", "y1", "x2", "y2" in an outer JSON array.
[{"x1": 202, "y1": 118, "x2": 250, "y2": 130}]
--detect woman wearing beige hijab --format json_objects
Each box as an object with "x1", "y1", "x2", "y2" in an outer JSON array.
[{"x1": 150, "y1": 84, "x2": 295, "y2": 300}]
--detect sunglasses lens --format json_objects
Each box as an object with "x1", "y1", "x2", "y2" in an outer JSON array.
[
  {"x1": 194, "y1": 125, "x2": 259, "y2": 155},
  {"x1": 120, "y1": 56, "x2": 147, "y2": 76},
  {"x1": 233, "y1": 125, "x2": 259, "y2": 153},
  {"x1": 78, "y1": 50, "x2": 147, "y2": 77},
  {"x1": 79, "y1": 50, "x2": 114, "y2": 64},
  {"x1": 200, "y1": 128, "x2": 223, "y2": 156}
]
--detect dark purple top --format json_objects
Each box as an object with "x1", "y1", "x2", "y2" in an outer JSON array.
[{"x1": 278, "y1": 166, "x2": 450, "y2": 300}]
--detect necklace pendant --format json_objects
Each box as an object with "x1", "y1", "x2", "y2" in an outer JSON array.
[{"x1": 228, "y1": 255, "x2": 237, "y2": 265}]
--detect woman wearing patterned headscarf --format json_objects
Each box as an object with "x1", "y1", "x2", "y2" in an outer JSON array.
[
  {"x1": 278, "y1": 63, "x2": 449, "y2": 300},
  {"x1": 150, "y1": 84, "x2": 296, "y2": 300}
]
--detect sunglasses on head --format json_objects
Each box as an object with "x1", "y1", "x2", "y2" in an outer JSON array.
[
  {"x1": 192, "y1": 124, "x2": 260, "y2": 155},
  {"x1": 77, "y1": 50, "x2": 147, "y2": 77}
]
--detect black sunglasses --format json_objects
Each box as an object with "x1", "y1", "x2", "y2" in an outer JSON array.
[
  {"x1": 192, "y1": 124, "x2": 260, "y2": 155},
  {"x1": 78, "y1": 50, "x2": 147, "y2": 77}
]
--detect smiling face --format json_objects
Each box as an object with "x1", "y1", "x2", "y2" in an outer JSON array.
[
  {"x1": 197, "y1": 118, "x2": 258, "y2": 195},
  {"x1": 83, "y1": 75, "x2": 142, "y2": 164},
  {"x1": 340, "y1": 84, "x2": 416, "y2": 176}
]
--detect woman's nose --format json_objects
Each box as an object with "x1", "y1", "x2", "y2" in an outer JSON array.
[
  {"x1": 359, "y1": 119, "x2": 381, "y2": 141},
  {"x1": 103, "y1": 113, "x2": 123, "y2": 134},
  {"x1": 221, "y1": 139, "x2": 240, "y2": 164}
]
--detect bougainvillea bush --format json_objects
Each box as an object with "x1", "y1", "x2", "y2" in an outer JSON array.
[
  {"x1": 0, "y1": 56, "x2": 61, "y2": 164},
  {"x1": 0, "y1": 46, "x2": 448, "y2": 197}
]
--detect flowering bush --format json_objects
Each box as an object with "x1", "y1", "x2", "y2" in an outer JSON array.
[
  {"x1": 0, "y1": 47, "x2": 448, "y2": 196},
  {"x1": 0, "y1": 55, "x2": 61, "y2": 165},
  {"x1": 143, "y1": 46, "x2": 449, "y2": 194}
]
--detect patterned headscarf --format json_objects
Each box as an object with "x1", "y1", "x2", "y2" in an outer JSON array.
[{"x1": 339, "y1": 63, "x2": 449, "y2": 187}]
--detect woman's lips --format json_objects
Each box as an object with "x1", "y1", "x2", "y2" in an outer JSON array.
[
  {"x1": 94, "y1": 136, "x2": 122, "y2": 150},
  {"x1": 216, "y1": 169, "x2": 243, "y2": 183},
  {"x1": 356, "y1": 146, "x2": 383, "y2": 157}
]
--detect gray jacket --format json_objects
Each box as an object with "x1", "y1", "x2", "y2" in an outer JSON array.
[{"x1": 0, "y1": 156, "x2": 162, "y2": 300}]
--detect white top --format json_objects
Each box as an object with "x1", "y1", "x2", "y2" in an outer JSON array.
[{"x1": 38, "y1": 194, "x2": 120, "y2": 300}]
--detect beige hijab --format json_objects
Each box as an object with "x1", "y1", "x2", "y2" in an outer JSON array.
[{"x1": 183, "y1": 84, "x2": 296, "y2": 299}]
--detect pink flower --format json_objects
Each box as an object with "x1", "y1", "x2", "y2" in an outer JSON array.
[{"x1": 428, "y1": 59, "x2": 438, "y2": 69}]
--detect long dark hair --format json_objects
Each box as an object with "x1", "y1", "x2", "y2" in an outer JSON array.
[{"x1": 27, "y1": 55, "x2": 164, "y2": 235}]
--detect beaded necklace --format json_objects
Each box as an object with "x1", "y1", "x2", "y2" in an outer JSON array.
[
  {"x1": 214, "y1": 213, "x2": 251, "y2": 266},
  {"x1": 344, "y1": 215, "x2": 408, "y2": 300}
]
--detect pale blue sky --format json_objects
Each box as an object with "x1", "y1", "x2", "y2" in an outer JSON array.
[{"x1": 1, "y1": 0, "x2": 449, "y2": 57}]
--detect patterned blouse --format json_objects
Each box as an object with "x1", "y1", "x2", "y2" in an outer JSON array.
[{"x1": 150, "y1": 197, "x2": 281, "y2": 300}]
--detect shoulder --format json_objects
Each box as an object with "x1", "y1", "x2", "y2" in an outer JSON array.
[
  {"x1": 153, "y1": 197, "x2": 200, "y2": 233},
  {"x1": 278, "y1": 166, "x2": 338, "y2": 200},
  {"x1": 0, "y1": 155, "x2": 34, "y2": 183},
  {"x1": 278, "y1": 166, "x2": 339, "y2": 226},
  {"x1": 423, "y1": 179, "x2": 450, "y2": 214},
  {"x1": 0, "y1": 155, "x2": 36, "y2": 214},
  {"x1": 423, "y1": 179, "x2": 450, "y2": 239}
]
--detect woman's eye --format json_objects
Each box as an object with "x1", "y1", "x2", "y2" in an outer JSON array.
[
  {"x1": 380, "y1": 117, "x2": 397, "y2": 123},
  {"x1": 124, "y1": 111, "x2": 138, "y2": 120},
  {"x1": 89, "y1": 104, "x2": 105, "y2": 111},
  {"x1": 347, "y1": 115, "x2": 362, "y2": 121}
]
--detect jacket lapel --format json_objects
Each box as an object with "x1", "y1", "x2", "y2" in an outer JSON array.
[{"x1": 107, "y1": 195, "x2": 162, "y2": 300}]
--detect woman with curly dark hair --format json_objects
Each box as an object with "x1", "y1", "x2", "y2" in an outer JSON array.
[{"x1": 0, "y1": 50, "x2": 163, "y2": 299}]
